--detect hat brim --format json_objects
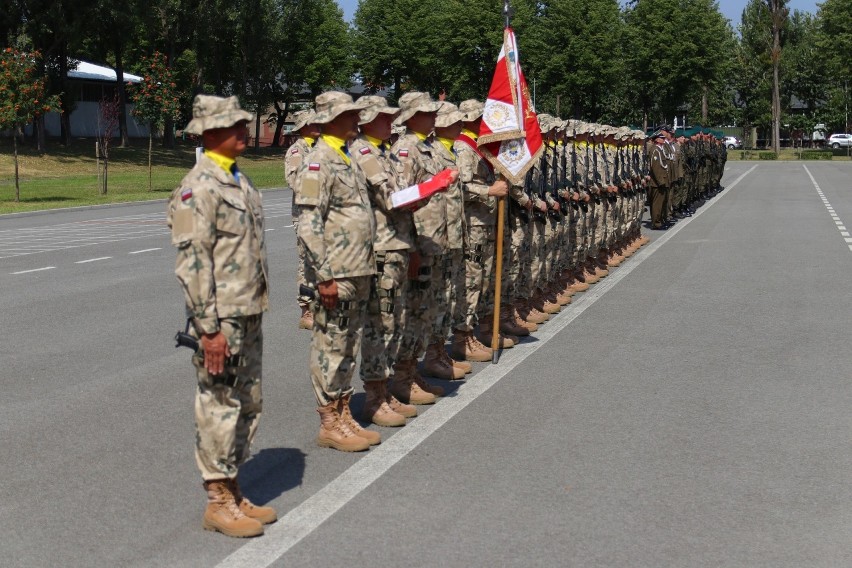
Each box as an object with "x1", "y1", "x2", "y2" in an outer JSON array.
[
  {"x1": 313, "y1": 99, "x2": 371, "y2": 125},
  {"x1": 435, "y1": 110, "x2": 465, "y2": 128},
  {"x1": 359, "y1": 106, "x2": 401, "y2": 126},
  {"x1": 395, "y1": 101, "x2": 443, "y2": 125},
  {"x1": 184, "y1": 109, "x2": 255, "y2": 135}
]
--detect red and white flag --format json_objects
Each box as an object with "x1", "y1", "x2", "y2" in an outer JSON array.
[
  {"x1": 478, "y1": 27, "x2": 543, "y2": 185},
  {"x1": 391, "y1": 169, "x2": 455, "y2": 209}
]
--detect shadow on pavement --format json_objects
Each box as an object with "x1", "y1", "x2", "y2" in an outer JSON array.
[{"x1": 239, "y1": 447, "x2": 307, "y2": 505}]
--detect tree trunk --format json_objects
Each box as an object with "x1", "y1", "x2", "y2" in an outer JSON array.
[
  {"x1": 114, "y1": 44, "x2": 129, "y2": 148},
  {"x1": 701, "y1": 84, "x2": 709, "y2": 124},
  {"x1": 254, "y1": 108, "x2": 261, "y2": 150},
  {"x1": 271, "y1": 100, "x2": 288, "y2": 148},
  {"x1": 14, "y1": 129, "x2": 20, "y2": 203},
  {"x1": 148, "y1": 130, "x2": 153, "y2": 192},
  {"x1": 162, "y1": 115, "x2": 175, "y2": 148},
  {"x1": 36, "y1": 115, "x2": 46, "y2": 154},
  {"x1": 59, "y1": 44, "x2": 72, "y2": 147}
]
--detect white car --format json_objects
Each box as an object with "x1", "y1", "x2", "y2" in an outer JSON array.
[
  {"x1": 724, "y1": 136, "x2": 742, "y2": 149},
  {"x1": 828, "y1": 133, "x2": 852, "y2": 148}
]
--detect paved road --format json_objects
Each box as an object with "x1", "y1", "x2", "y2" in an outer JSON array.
[{"x1": 1, "y1": 162, "x2": 850, "y2": 567}]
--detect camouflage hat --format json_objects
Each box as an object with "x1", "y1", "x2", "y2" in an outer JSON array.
[
  {"x1": 459, "y1": 99, "x2": 484, "y2": 122},
  {"x1": 358, "y1": 95, "x2": 400, "y2": 125},
  {"x1": 292, "y1": 109, "x2": 317, "y2": 132},
  {"x1": 185, "y1": 95, "x2": 255, "y2": 135},
  {"x1": 312, "y1": 91, "x2": 370, "y2": 125},
  {"x1": 537, "y1": 113, "x2": 554, "y2": 131},
  {"x1": 435, "y1": 101, "x2": 464, "y2": 128},
  {"x1": 395, "y1": 91, "x2": 442, "y2": 125},
  {"x1": 391, "y1": 124, "x2": 407, "y2": 136}
]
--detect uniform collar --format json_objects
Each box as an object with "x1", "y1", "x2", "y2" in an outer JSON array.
[
  {"x1": 437, "y1": 136, "x2": 456, "y2": 158},
  {"x1": 364, "y1": 134, "x2": 387, "y2": 152},
  {"x1": 204, "y1": 150, "x2": 237, "y2": 176},
  {"x1": 320, "y1": 133, "x2": 351, "y2": 166}
]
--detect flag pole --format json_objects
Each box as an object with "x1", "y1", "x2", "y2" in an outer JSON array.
[{"x1": 491, "y1": 0, "x2": 513, "y2": 364}]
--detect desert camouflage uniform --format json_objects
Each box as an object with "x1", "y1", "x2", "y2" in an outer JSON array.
[
  {"x1": 432, "y1": 137, "x2": 465, "y2": 342},
  {"x1": 296, "y1": 137, "x2": 376, "y2": 405},
  {"x1": 350, "y1": 135, "x2": 415, "y2": 382},
  {"x1": 455, "y1": 134, "x2": 497, "y2": 331},
  {"x1": 391, "y1": 131, "x2": 446, "y2": 361},
  {"x1": 167, "y1": 153, "x2": 269, "y2": 481},
  {"x1": 286, "y1": 136, "x2": 314, "y2": 307}
]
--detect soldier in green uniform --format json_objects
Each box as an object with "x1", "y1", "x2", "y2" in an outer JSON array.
[{"x1": 167, "y1": 95, "x2": 276, "y2": 538}]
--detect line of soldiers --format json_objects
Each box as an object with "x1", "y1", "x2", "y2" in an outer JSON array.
[
  {"x1": 168, "y1": 92, "x2": 730, "y2": 539},
  {"x1": 286, "y1": 92, "x2": 656, "y2": 457},
  {"x1": 647, "y1": 126, "x2": 727, "y2": 230}
]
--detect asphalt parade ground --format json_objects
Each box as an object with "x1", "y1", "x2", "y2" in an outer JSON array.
[{"x1": 1, "y1": 161, "x2": 851, "y2": 567}]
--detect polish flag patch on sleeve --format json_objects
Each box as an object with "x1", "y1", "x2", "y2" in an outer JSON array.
[
  {"x1": 399, "y1": 149, "x2": 409, "y2": 157},
  {"x1": 308, "y1": 163, "x2": 321, "y2": 171},
  {"x1": 290, "y1": 147, "x2": 299, "y2": 155},
  {"x1": 359, "y1": 147, "x2": 371, "y2": 155},
  {"x1": 180, "y1": 188, "x2": 193, "y2": 202}
]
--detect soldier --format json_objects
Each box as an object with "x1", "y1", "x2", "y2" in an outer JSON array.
[
  {"x1": 167, "y1": 95, "x2": 275, "y2": 538},
  {"x1": 286, "y1": 109, "x2": 320, "y2": 330},
  {"x1": 390, "y1": 92, "x2": 449, "y2": 404},
  {"x1": 648, "y1": 129, "x2": 671, "y2": 230},
  {"x1": 451, "y1": 99, "x2": 522, "y2": 360},
  {"x1": 419, "y1": 101, "x2": 472, "y2": 378},
  {"x1": 349, "y1": 95, "x2": 419, "y2": 427},
  {"x1": 295, "y1": 91, "x2": 380, "y2": 453}
]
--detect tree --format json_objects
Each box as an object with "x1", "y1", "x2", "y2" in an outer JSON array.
[
  {"x1": 764, "y1": 0, "x2": 788, "y2": 152},
  {"x1": 815, "y1": 0, "x2": 852, "y2": 132},
  {"x1": 96, "y1": 93, "x2": 121, "y2": 195},
  {"x1": 0, "y1": 48, "x2": 59, "y2": 202},
  {"x1": 131, "y1": 51, "x2": 181, "y2": 191}
]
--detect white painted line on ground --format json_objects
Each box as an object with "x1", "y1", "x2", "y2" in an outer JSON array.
[
  {"x1": 128, "y1": 248, "x2": 162, "y2": 255},
  {"x1": 804, "y1": 165, "x2": 850, "y2": 252},
  {"x1": 11, "y1": 266, "x2": 55, "y2": 275},
  {"x1": 264, "y1": 228, "x2": 275, "y2": 232},
  {"x1": 282, "y1": 224, "x2": 294, "y2": 228},
  {"x1": 75, "y1": 257, "x2": 112, "y2": 264},
  {"x1": 215, "y1": 164, "x2": 759, "y2": 568}
]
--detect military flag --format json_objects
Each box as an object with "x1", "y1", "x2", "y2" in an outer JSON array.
[{"x1": 478, "y1": 26, "x2": 543, "y2": 184}]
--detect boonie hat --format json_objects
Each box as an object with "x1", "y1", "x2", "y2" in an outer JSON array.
[
  {"x1": 312, "y1": 91, "x2": 370, "y2": 125},
  {"x1": 435, "y1": 102, "x2": 464, "y2": 128},
  {"x1": 395, "y1": 92, "x2": 442, "y2": 125},
  {"x1": 184, "y1": 95, "x2": 254, "y2": 135},
  {"x1": 292, "y1": 109, "x2": 317, "y2": 132},
  {"x1": 358, "y1": 95, "x2": 400, "y2": 125},
  {"x1": 459, "y1": 99, "x2": 484, "y2": 122}
]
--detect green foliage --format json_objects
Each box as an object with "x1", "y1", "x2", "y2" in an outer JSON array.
[
  {"x1": 0, "y1": 48, "x2": 59, "y2": 130},
  {"x1": 799, "y1": 151, "x2": 832, "y2": 160},
  {"x1": 130, "y1": 52, "x2": 181, "y2": 129},
  {"x1": 758, "y1": 151, "x2": 778, "y2": 159}
]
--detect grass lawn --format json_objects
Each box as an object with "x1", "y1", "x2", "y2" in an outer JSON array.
[{"x1": 0, "y1": 139, "x2": 287, "y2": 215}]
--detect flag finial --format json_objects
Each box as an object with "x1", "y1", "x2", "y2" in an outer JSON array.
[{"x1": 503, "y1": 0, "x2": 514, "y2": 28}]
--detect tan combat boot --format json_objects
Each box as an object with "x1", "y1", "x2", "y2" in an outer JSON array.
[
  {"x1": 532, "y1": 292, "x2": 560, "y2": 315},
  {"x1": 339, "y1": 394, "x2": 381, "y2": 446},
  {"x1": 451, "y1": 330, "x2": 492, "y2": 362},
  {"x1": 410, "y1": 360, "x2": 446, "y2": 396},
  {"x1": 298, "y1": 305, "x2": 313, "y2": 330},
  {"x1": 477, "y1": 326, "x2": 516, "y2": 349},
  {"x1": 202, "y1": 480, "x2": 264, "y2": 538},
  {"x1": 517, "y1": 299, "x2": 549, "y2": 324},
  {"x1": 386, "y1": 384, "x2": 418, "y2": 418},
  {"x1": 510, "y1": 303, "x2": 538, "y2": 333},
  {"x1": 421, "y1": 342, "x2": 465, "y2": 380},
  {"x1": 389, "y1": 360, "x2": 437, "y2": 405},
  {"x1": 500, "y1": 304, "x2": 531, "y2": 337},
  {"x1": 452, "y1": 356, "x2": 473, "y2": 374},
  {"x1": 229, "y1": 478, "x2": 277, "y2": 525},
  {"x1": 362, "y1": 380, "x2": 407, "y2": 427},
  {"x1": 316, "y1": 400, "x2": 371, "y2": 452}
]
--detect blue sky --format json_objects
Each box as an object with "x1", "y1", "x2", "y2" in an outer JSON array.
[{"x1": 335, "y1": 0, "x2": 821, "y2": 26}]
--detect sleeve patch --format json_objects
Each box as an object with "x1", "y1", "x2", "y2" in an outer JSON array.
[
  {"x1": 308, "y1": 163, "x2": 321, "y2": 171},
  {"x1": 180, "y1": 188, "x2": 193, "y2": 201},
  {"x1": 290, "y1": 147, "x2": 299, "y2": 154},
  {"x1": 361, "y1": 156, "x2": 383, "y2": 180},
  {"x1": 172, "y1": 208, "x2": 194, "y2": 235},
  {"x1": 359, "y1": 147, "x2": 372, "y2": 155},
  {"x1": 301, "y1": 173, "x2": 320, "y2": 199},
  {"x1": 399, "y1": 149, "x2": 409, "y2": 157}
]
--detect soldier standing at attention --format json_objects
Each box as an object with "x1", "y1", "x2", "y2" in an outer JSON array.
[
  {"x1": 167, "y1": 95, "x2": 275, "y2": 538},
  {"x1": 423, "y1": 101, "x2": 476, "y2": 378},
  {"x1": 295, "y1": 91, "x2": 379, "y2": 452},
  {"x1": 648, "y1": 130, "x2": 671, "y2": 230},
  {"x1": 390, "y1": 92, "x2": 448, "y2": 405},
  {"x1": 349, "y1": 95, "x2": 419, "y2": 427},
  {"x1": 285, "y1": 110, "x2": 320, "y2": 330}
]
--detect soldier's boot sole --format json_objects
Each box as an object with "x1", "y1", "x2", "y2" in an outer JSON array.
[{"x1": 316, "y1": 431, "x2": 371, "y2": 452}]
